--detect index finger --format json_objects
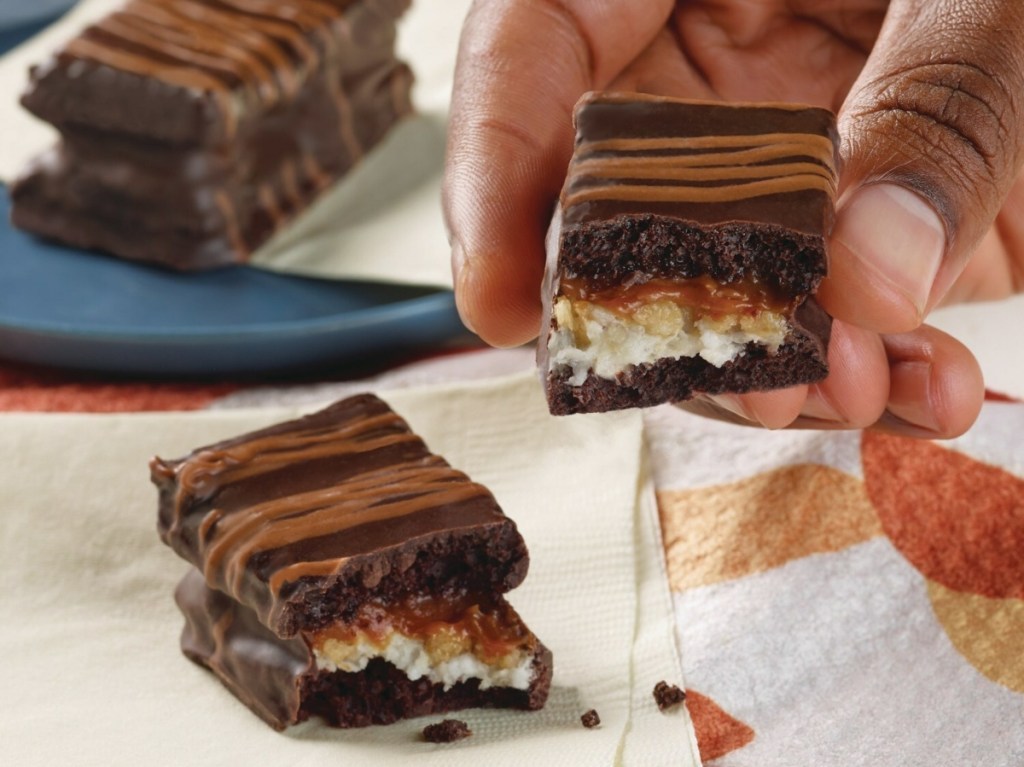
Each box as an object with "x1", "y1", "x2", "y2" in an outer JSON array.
[{"x1": 443, "y1": 0, "x2": 672, "y2": 346}]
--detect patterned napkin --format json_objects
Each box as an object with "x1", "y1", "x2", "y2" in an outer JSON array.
[
  {"x1": 648, "y1": 399, "x2": 1024, "y2": 765},
  {"x1": 0, "y1": 373, "x2": 700, "y2": 766},
  {"x1": 0, "y1": 0, "x2": 473, "y2": 288}
]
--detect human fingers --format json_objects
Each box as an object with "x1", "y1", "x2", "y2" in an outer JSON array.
[
  {"x1": 677, "y1": 322, "x2": 981, "y2": 439},
  {"x1": 444, "y1": 0, "x2": 673, "y2": 347},
  {"x1": 690, "y1": 320, "x2": 888, "y2": 430},
  {"x1": 818, "y1": 0, "x2": 1024, "y2": 333},
  {"x1": 874, "y1": 326, "x2": 984, "y2": 439}
]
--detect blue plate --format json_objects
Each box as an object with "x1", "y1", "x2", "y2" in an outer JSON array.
[
  {"x1": 0, "y1": 191, "x2": 466, "y2": 376},
  {"x1": 0, "y1": 0, "x2": 77, "y2": 48}
]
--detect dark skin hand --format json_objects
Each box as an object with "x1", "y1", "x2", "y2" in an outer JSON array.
[{"x1": 443, "y1": 0, "x2": 1024, "y2": 438}]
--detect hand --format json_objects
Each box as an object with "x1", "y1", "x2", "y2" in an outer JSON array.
[{"x1": 443, "y1": 0, "x2": 1024, "y2": 437}]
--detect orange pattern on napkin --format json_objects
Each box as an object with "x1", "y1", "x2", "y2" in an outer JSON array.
[
  {"x1": 862, "y1": 431, "x2": 1024, "y2": 694},
  {"x1": 862, "y1": 432, "x2": 1024, "y2": 599},
  {"x1": 685, "y1": 689, "x2": 755, "y2": 762},
  {"x1": 927, "y1": 580, "x2": 1024, "y2": 693},
  {"x1": 0, "y1": 363, "x2": 238, "y2": 412},
  {"x1": 659, "y1": 464, "x2": 880, "y2": 590}
]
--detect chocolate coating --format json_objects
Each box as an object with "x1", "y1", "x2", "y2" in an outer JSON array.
[
  {"x1": 564, "y1": 92, "x2": 838, "y2": 236},
  {"x1": 11, "y1": 0, "x2": 413, "y2": 270},
  {"x1": 152, "y1": 394, "x2": 529, "y2": 637},
  {"x1": 176, "y1": 569, "x2": 553, "y2": 730}
]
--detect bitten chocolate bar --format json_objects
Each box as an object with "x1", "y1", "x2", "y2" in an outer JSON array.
[
  {"x1": 541, "y1": 92, "x2": 838, "y2": 415},
  {"x1": 11, "y1": 0, "x2": 413, "y2": 270},
  {"x1": 152, "y1": 394, "x2": 552, "y2": 730}
]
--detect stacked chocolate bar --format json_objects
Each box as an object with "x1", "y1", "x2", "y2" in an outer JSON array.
[
  {"x1": 151, "y1": 394, "x2": 552, "y2": 730},
  {"x1": 12, "y1": 0, "x2": 413, "y2": 270},
  {"x1": 542, "y1": 92, "x2": 838, "y2": 415}
]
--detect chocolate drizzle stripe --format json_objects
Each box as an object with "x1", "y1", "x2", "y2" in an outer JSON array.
[
  {"x1": 205, "y1": 458, "x2": 453, "y2": 587},
  {"x1": 574, "y1": 142, "x2": 830, "y2": 168},
  {"x1": 112, "y1": 8, "x2": 281, "y2": 103},
  {"x1": 140, "y1": 0, "x2": 319, "y2": 82},
  {"x1": 263, "y1": 485, "x2": 489, "y2": 595},
  {"x1": 208, "y1": 458, "x2": 446, "y2": 549},
  {"x1": 563, "y1": 174, "x2": 835, "y2": 207},
  {"x1": 589, "y1": 92, "x2": 819, "y2": 112},
  {"x1": 301, "y1": 152, "x2": 330, "y2": 189},
  {"x1": 173, "y1": 413, "x2": 411, "y2": 500},
  {"x1": 259, "y1": 184, "x2": 283, "y2": 226},
  {"x1": 64, "y1": 0, "x2": 358, "y2": 135},
  {"x1": 65, "y1": 35, "x2": 240, "y2": 136},
  {"x1": 572, "y1": 160, "x2": 834, "y2": 183},
  {"x1": 65, "y1": 35, "x2": 228, "y2": 95},
  {"x1": 214, "y1": 0, "x2": 337, "y2": 31},
  {"x1": 98, "y1": 14, "x2": 249, "y2": 87},
  {"x1": 579, "y1": 133, "x2": 836, "y2": 157},
  {"x1": 200, "y1": 459, "x2": 488, "y2": 598}
]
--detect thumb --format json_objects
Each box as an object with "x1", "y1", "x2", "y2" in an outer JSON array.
[{"x1": 818, "y1": 0, "x2": 1024, "y2": 333}]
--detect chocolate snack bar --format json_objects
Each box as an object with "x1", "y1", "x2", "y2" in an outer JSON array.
[
  {"x1": 11, "y1": 0, "x2": 413, "y2": 270},
  {"x1": 541, "y1": 92, "x2": 837, "y2": 415},
  {"x1": 152, "y1": 394, "x2": 552, "y2": 729}
]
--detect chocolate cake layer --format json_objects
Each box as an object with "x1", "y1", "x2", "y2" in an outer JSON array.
[
  {"x1": 11, "y1": 0, "x2": 412, "y2": 269},
  {"x1": 152, "y1": 394, "x2": 529, "y2": 637},
  {"x1": 176, "y1": 568, "x2": 553, "y2": 730},
  {"x1": 541, "y1": 92, "x2": 838, "y2": 415}
]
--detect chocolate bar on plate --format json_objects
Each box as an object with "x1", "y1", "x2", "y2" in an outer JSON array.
[
  {"x1": 152, "y1": 394, "x2": 552, "y2": 730},
  {"x1": 12, "y1": 0, "x2": 413, "y2": 270},
  {"x1": 541, "y1": 92, "x2": 838, "y2": 415}
]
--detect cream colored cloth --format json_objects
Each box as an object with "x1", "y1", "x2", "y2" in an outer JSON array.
[
  {"x1": 0, "y1": 373, "x2": 700, "y2": 767},
  {"x1": 0, "y1": 0, "x2": 471, "y2": 288}
]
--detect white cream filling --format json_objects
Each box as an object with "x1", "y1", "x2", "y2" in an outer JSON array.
[
  {"x1": 548, "y1": 298, "x2": 789, "y2": 386},
  {"x1": 314, "y1": 633, "x2": 534, "y2": 691}
]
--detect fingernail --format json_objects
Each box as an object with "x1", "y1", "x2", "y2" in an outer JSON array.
[
  {"x1": 452, "y1": 259, "x2": 477, "y2": 334},
  {"x1": 834, "y1": 184, "x2": 945, "y2": 318},
  {"x1": 885, "y1": 360, "x2": 941, "y2": 432},
  {"x1": 799, "y1": 390, "x2": 845, "y2": 423},
  {"x1": 451, "y1": 238, "x2": 467, "y2": 280}
]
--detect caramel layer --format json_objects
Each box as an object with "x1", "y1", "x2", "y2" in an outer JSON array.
[
  {"x1": 313, "y1": 593, "x2": 535, "y2": 665},
  {"x1": 559, "y1": 276, "x2": 793, "y2": 321}
]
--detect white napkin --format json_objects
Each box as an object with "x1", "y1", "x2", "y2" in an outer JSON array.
[
  {"x1": 0, "y1": 373, "x2": 700, "y2": 767},
  {"x1": 0, "y1": 0, "x2": 473, "y2": 288}
]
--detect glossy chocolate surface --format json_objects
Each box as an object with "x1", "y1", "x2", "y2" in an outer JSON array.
[
  {"x1": 153, "y1": 394, "x2": 528, "y2": 636},
  {"x1": 562, "y1": 93, "x2": 838, "y2": 236}
]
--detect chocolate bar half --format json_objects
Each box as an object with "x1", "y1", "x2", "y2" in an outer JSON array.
[
  {"x1": 541, "y1": 92, "x2": 837, "y2": 415},
  {"x1": 152, "y1": 394, "x2": 552, "y2": 729},
  {"x1": 11, "y1": 0, "x2": 413, "y2": 270}
]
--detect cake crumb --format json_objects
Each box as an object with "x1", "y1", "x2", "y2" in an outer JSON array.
[
  {"x1": 581, "y1": 709, "x2": 601, "y2": 728},
  {"x1": 423, "y1": 719, "x2": 472, "y2": 743},
  {"x1": 653, "y1": 681, "x2": 687, "y2": 711}
]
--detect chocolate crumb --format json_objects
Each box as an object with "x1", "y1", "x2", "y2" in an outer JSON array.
[
  {"x1": 581, "y1": 709, "x2": 601, "y2": 728},
  {"x1": 653, "y1": 681, "x2": 687, "y2": 711},
  {"x1": 423, "y1": 719, "x2": 472, "y2": 743}
]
